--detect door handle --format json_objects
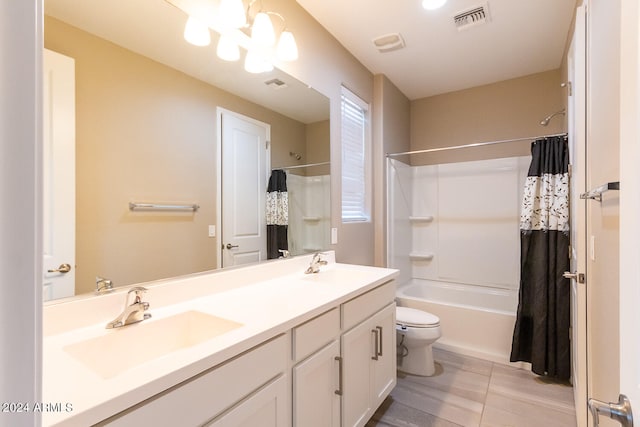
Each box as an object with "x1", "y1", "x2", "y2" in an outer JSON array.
[
  {"x1": 589, "y1": 394, "x2": 634, "y2": 427},
  {"x1": 47, "y1": 263, "x2": 71, "y2": 274},
  {"x1": 376, "y1": 326, "x2": 383, "y2": 357},
  {"x1": 225, "y1": 243, "x2": 239, "y2": 250},
  {"x1": 563, "y1": 271, "x2": 585, "y2": 283}
]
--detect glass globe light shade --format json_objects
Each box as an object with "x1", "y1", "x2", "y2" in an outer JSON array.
[
  {"x1": 219, "y1": 0, "x2": 246, "y2": 29},
  {"x1": 244, "y1": 49, "x2": 273, "y2": 73},
  {"x1": 184, "y1": 16, "x2": 211, "y2": 46},
  {"x1": 217, "y1": 34, "x2": 240, "y2": 61},
  {"x1": 276, "y1": 31, "x2": 298, "y2": 61},
  {"x1": 251, "y1": 12, "x2": 276, "y2": 47}
]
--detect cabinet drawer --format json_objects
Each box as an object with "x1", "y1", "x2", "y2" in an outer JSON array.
[
  {"x1": 293, "y1": 308, "x2": 340, "y2": 362},
  {"x1": 342, "y1": 281, "x2": 395, "y2": 331},
  {"x1": 100, "y1": 334, "x2": 288, "y2": 426}
]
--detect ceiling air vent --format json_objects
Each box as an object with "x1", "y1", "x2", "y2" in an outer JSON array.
[
  {"x1": 372, "y1": 33, "x2": 406, "y2": 53},
  {"x1": 264, "y1": 78, "x2": 288, "y2": 90},
  {"x1": 453, "y1": 3, "x2": 490, "y2": 31}
]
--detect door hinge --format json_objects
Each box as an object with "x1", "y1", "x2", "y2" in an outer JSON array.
[
  {"x1": 266, "y1": 140, "x2": 270, "y2": 149},
  {"x1": 568, "y1": 164, "x2": 572, "y2": 179}
]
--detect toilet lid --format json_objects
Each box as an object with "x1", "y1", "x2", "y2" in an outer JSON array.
[{"x1": 396, "y1": 306, "x2": 440, "y2": 327}]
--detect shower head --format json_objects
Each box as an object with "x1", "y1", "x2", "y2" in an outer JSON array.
[
  {"x1": 540, "y1": 109, "x2": 566, "y2": 126},
  {"x1": 289, "y1": 151, "x2": 302, "y2": 160}
]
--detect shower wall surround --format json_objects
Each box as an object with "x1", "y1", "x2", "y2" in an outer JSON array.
[
  {"x1": 287, "y1": 173, "x2": 331, "y2": 255},
  {"x1": 389, "y1": 156, "x2": 531, "y2": 309}
]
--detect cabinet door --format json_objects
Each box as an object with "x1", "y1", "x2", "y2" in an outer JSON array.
[
  {"x1": 205, "y1": 375, "x2": 288, "y2": 427},
  {"x1": 370, "y1": 303, "x2": 396, "y2": 409},
  {"x1": 293, "y1": 340, "x2": 340, "y2": 427},
  {"x1": 341, "y1": 317, "x2": 375, "y2": 427}
]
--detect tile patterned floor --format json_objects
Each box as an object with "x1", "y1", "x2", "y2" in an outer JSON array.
[{"x1": 366, "y1": 348, "x2": 577, "y2": 427}]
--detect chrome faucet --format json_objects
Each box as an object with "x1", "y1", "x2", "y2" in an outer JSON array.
[
  {"x1": 95, "y1": 276, "x2": 114, "y2": 295},
  {"x1": 278, "y1": 249, "x2": 291, "y2": 259},
  {"x1": 305, "y1": 253, "x2": 328, "y2": 274},
  {"x1": 106, "y1": 287, "x2": 151, "y2": 329}
]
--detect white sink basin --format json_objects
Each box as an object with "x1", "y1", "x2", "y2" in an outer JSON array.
[{"x1": 64, "y1": 310, "x2": 243, "y2": 379}]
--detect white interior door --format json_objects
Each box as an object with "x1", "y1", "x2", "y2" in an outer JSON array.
[
  {"x1": 618, "y1": 0, "x2": 640, "y2": 420},
  {"x1": 42, "y1": 49, "x2": 75, "y2": 301},
  {"x1": 568, "y1": 6, "x2": 588, "y2": 426},
  {"x1": 219, "y1": 110, "x2": 269, "y2": 268}
]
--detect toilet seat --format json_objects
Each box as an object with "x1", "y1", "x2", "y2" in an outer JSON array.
[{"x1": 396, "y1": 306, "x2": 440, "y2": 328}]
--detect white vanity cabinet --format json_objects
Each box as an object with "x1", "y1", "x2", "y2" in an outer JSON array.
[
  {"x1": 98, "y1": 334, "x2": 289, "y2": 427},
  {"x1": 293, "y1": 281, "x2": 397, "y2": 427},
  {"x1": 341, "y1": 284, "x2": 397, "y2": 427},
  {"x1": 292, "y1": 308, "x2": 342, "y2": 427},
  {"x1": 205, "y1": 375, "x2": 288, "y2": 427}
]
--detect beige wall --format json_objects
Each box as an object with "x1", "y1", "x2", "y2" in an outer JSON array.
[
  {"x1": 45, "y1": 17, "x2": 309, "y2": 294},
  {"x1": 373, "y1": 75, "x2": 411, "y2": 267},
  {"x1": 410, "y1": 69, "x2": 566, "y2": 165},
  {"x1": 266, "y1": 0, "x2": 375, "y2": 265},
  {"x1": 304, "y1": 120, "x2": 330, "y2": 176}
]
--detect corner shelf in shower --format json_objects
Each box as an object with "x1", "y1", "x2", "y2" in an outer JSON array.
[
  {"x1": 409, "y1": 216, "x2": 434, "y2": 223},
  {"x1": 409, "y1": 252, "x2": 434, "y2": 261}
]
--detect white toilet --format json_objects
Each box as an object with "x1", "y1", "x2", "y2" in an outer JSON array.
[{"x1": 396, "y1": 306, "x2": 442, "y2": 376}]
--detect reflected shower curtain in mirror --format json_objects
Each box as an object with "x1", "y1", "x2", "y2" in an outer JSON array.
[
  {"x1": 510, "y1": 135, "x2": 570, "y2": 380},
  {"x1": 266, "y1": 170, "x2": 288, "y2": 259}
]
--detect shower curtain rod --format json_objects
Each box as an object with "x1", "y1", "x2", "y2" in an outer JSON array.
[
  {"x1": 385, "y1": 132, "x2": 568, "y2": 158},
  {"x1": 272, "y1": 161, "x2": 330, "y2": 171}
]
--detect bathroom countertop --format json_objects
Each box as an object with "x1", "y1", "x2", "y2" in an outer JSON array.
[{"x1": 42, "y1": 253, "x2": 398, "y2": 426}]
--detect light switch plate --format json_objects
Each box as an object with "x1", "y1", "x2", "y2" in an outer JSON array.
[
  {"x1": 208, "y1": 225, "x2": 216, "y2": 238},
  {"x1": 331, "y1": 227, "x2": 338, "y2": 245}
]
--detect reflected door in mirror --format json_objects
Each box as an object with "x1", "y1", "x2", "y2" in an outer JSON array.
[
  {"x1": 43, "y1": 49, "x2": 76, "y2": 301},
  {"x1": 221, "y1": 111, "x2": 269, "y2": 267}
]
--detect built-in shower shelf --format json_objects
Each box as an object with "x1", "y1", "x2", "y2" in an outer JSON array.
[
  {"x1": 302, "y1": 216, "x2": 321, "y2": 222},
  {"x1": 409, "y1": 216, "x2": 434, "y2": 223},
  {"x1": 409, "y1": 252, "x2": 434, "y2": 261}
]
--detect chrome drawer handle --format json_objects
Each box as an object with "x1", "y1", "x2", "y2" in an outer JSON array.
[
  {"x1": 334, "y1": 356, "x2": 343, "y2": 396},
  {"x1": 371, "y1": 329, "x2": 379, "y2": 361}
]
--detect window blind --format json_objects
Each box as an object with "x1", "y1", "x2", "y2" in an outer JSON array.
[{"x1": 341, "y1": 89, "x2": 369, "y2": 222}]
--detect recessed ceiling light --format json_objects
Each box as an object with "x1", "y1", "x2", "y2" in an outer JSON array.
[{"x1": 422, "y1": 0, "x2": 447, "y2": 10}]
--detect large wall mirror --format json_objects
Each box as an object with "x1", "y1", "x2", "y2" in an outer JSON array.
[{"x1": 43, "y1": 0, "x2": 331, "y2": 301}]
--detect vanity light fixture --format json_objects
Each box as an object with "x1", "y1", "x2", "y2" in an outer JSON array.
[
  {"x1": 217, "y1": 34, "x2": 241, "y2": 61},
  {"x1": 218, "y1": 0, "x2": 247, "y2": 29},
  {"x1": 422, "y1": 0, "x2": 447, "y2": 10},
  {"x1": 244, "y1": 49, "x2": 274, "y2": 73},
  {"x1": 182, "y1": 0, "x2": 298, "y2": 72},
  {"x1": 252, "y1": 12, "x2": 276, "y2": 47},
  {"x1": 183, "y1": 16, "x2": 211, "y2": 46}
]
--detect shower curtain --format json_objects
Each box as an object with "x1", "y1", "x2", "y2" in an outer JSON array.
[
  {"x1": 266, "y1": 169, "x2": 288, "y2": 259},
  {"x1": 510, "y1": 135, "x2": 571, "y2": 380}
]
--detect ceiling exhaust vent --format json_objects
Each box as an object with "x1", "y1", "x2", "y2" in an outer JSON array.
[
  {"x1": 264, "y1": 78, "x2": 288, "y2": 90},
  {"x1": 372, "y1": 33, "x2": 406, "y2": 53},
  {"x1": 453, "y1": 3, "x2": 490, "y2": 31}
]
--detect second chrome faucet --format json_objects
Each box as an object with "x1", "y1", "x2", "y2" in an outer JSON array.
[
  {"x1": 106, "y1": 287, "x2": 151, "y2": 329},
  {"x1": 305, "y1": 253, "x2": 328, "y2": 274}
]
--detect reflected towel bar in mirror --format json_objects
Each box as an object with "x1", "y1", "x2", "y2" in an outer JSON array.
[
  {"x1": 129, "y1": 202, "x2": 200, "y2": 212},
  {"x1": 580, "y1": 182, "x2": 620, "y2": 202}
]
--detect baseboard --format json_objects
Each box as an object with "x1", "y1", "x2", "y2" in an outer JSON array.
[{"x1": 433, "y1": 341, "x2": 531, "y2": 370}]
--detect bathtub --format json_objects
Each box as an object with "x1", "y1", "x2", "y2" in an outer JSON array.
[{"x1": 396, "y1": 278, "x2": 521, "y2": 365}]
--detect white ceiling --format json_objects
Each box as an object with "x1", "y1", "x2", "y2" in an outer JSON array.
[
  {"x1": 296, "y1": 0, "x2": 577, "y2": 100},
  {"x1": 44, "y1": 0, "x2": 329, "y2": 124}
]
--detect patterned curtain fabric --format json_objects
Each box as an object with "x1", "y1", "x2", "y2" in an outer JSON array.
[
  {"x1": 266, "y1": 170, "x2": 288, "y2": 259},
  {"x1": 510, "y1": 135, "x2": 571, "y2": 380}
]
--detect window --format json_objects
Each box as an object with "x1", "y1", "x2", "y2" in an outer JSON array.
[{"x1": 341, "y1": 87, "x2": 371, "y2": 222}]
